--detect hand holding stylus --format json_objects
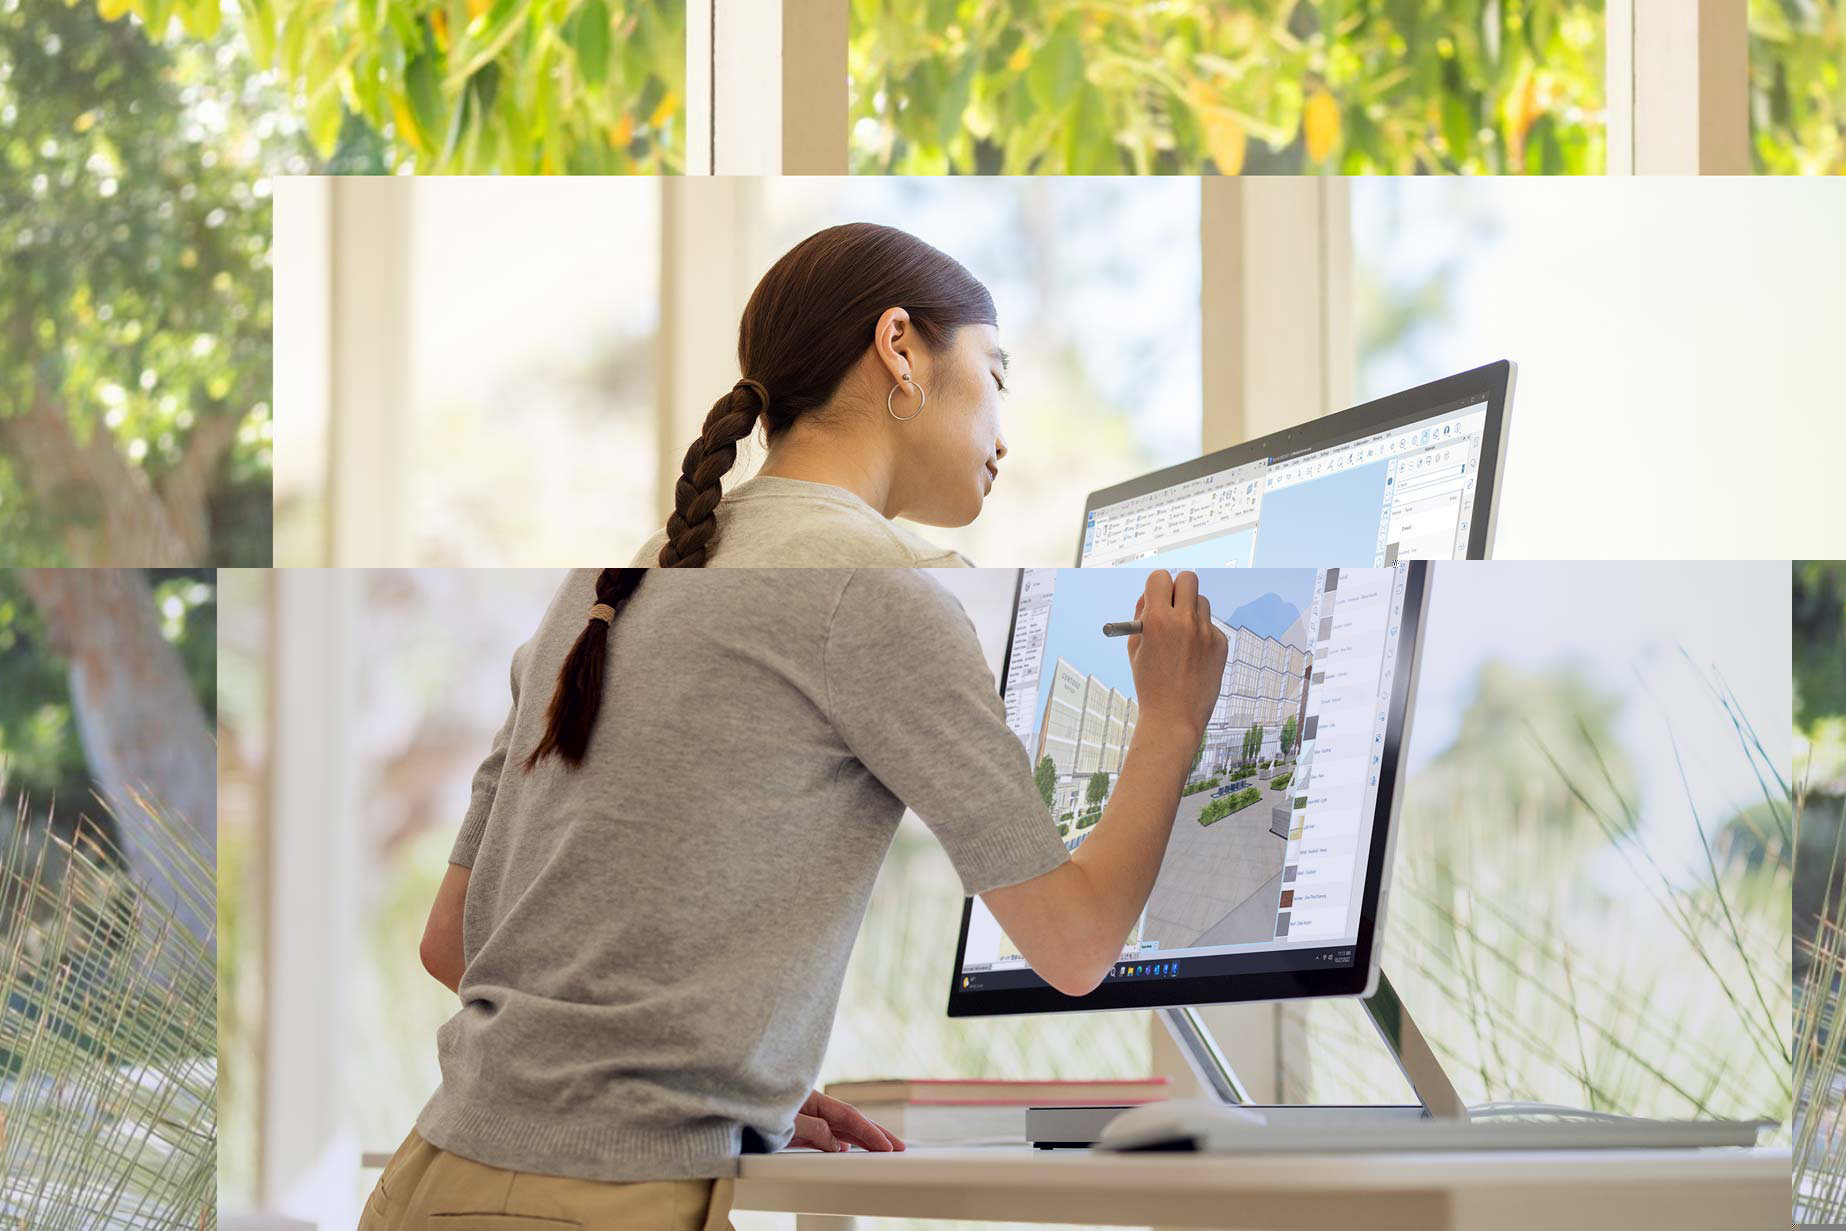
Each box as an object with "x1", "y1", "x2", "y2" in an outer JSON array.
[{"x1": 1123, "y1": 570, "x2": 1228, "y2": 741}]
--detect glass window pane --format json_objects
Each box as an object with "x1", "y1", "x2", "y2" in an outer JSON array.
[
  {"x1": 1349, "y1": 177, "x2": 1846, "y2": 559},
  {"x1": 851, "y1": 1, "x2": 1606, "y2": 174},
  {"x1": 757, "y1": 178, "x2": 1202, "y2": 566},
  {"x1": 405, "y1": 181, "x2": 660, "y2": 564},
  {"x1": 1750, "y1": 0, "x2": 1846, "y2": 173}
]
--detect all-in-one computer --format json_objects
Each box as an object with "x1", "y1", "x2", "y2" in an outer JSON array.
[{"x1": 942, "y1": 364, "x2": 1767, "y2": 1151}]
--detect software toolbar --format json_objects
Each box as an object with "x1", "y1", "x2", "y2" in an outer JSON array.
[{"x1": 1080, "y1": 402, "x2": 1489, "y2": 568}]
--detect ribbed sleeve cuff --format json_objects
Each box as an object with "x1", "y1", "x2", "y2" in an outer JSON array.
[
  {"x1": 950, "y1": 807, "x2": 1072, "y2": 897},
  {"x1": 448, "y1": 795, "x2": 492, "y2": 868}
]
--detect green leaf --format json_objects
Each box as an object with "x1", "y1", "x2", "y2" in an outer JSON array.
[
  {"x1": 404, "y1": 42, "x2": 446, "y2": 153},
  {"x1": 568, "y1": 0, "x2": 611, "y2": 88},
  {"x1": 306, "y1": 83, "x2": 342, "y2": 157},
  {"x1": 1026, "y1": 29, "x2": 1083, "y2": 112},
  {"x1": 182, "y1": 0, "x2": 220, "y2": 40},
  {"x1": 1440, "y1": 93, "x2": 1472, "y2": 165}
]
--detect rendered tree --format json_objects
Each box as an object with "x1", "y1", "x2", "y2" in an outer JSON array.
[
  {"x1": 1280, "y1": 713, "x2": 1299, "y2": 758},
  {"x1": 1086, "y1": 769, "x2": 1110, "y2": 809},
  {"x1": 1034, "y1": 754, "x2": 1058, "y2": 808},
  {"x1": 90, "y1": 0, "x2": 685, "y2": 173},
  {"x1": 852, "y1": 0, "x2": 1606, "y2": 174},
  {"x1": 0, "y1": 0, "x2": 279, "y2": 565}
]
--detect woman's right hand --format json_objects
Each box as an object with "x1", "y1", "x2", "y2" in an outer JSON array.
[{"x1": 1125, "y1": 570, "x2": 1229, "y2": 740}]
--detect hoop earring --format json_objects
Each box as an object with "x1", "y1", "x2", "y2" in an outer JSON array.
[{"x1": 887, "y1": 377, "x2": 927, "y2": 422}]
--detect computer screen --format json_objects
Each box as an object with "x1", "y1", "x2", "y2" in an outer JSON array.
[
  {"x1": 1077, "y1": 362, "x2": 1513, "y2": 569},
  {"x1": 947, "y1": 562, "x2": 1429, "y2": 1017}
]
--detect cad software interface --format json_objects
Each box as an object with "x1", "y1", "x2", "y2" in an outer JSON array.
[
  {"x1": 958, "y1": 564, "x2": 1413, "y2": 993},
  {"x1": 1079, "y1": 397, "x2": 1489, "y2": 569}
]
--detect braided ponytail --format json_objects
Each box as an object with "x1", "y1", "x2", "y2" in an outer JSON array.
[
  {"x1": 523, "y1": 568, "x2": 645, "y2": 771},
  {"x1": 653, "y1": 222, "x2": 996, "y2": 567},
  {"x1": 659, "y1": 381, "x2": 767, "y2": 567}
]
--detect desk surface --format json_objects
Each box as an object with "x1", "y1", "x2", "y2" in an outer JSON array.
[{"x1": 732, "y1": 1144, "x2": 1791, "y2": 1230}]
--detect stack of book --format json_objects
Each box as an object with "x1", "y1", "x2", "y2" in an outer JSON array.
[{"x1": 821, "y1": 1076, "x2": 1172, "y2": 1146}]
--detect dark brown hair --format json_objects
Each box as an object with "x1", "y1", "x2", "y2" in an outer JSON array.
[
  {"x1": 522, "y1": 568, "x2": 646, "y2": 772},
  {"x1": 658, "y1": 222, "x2": 996, "y2": 567}
]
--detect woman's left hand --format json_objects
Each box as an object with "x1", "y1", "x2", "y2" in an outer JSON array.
[{"x1": 787, "y1": 1089, "x2": 907, "y2": 1153}]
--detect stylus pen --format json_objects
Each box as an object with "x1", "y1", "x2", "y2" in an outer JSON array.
[{"x1": 1101, "y1": 621, "x2": 1143, "y2": 637}]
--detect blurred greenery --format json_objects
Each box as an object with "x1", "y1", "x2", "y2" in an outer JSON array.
[
  {"x1": 1796, "y1": 557, "x2": 1845, "y2": 1219},
  {"x1": 1750, "y1": 0, "x2": 1845, "y2": 174},
  {"x1": 851, "y1": 0, "x2": 1606, "y2": 174},
  {"x1": 1796, "y1": 561, "x2": 1846, "y2": 732},
  {"x1": 91, "y1": 0, "x2": 685, "y2": 172},
  {"x1": 0, "y1": 0, "x2": 279, "y2": 565},
  {"x1": 0, "y1": 569, "x2": 215, "y2": 845}
]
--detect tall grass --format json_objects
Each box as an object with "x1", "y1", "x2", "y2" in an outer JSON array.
[
  {"x1": 0, "y1": 788, "x2": 216, "y2": 1229},
  {"x1": 1794, "y1": 785, "x2": 1846, "y2": 1221},
  {"x1": 1294, "y1": 660, "x2": 1790, "y2": 1127}
]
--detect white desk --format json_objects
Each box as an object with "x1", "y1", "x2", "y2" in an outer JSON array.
[{"x1": 732, "y1": 1144, "x2": 1791, "y2": 1230}]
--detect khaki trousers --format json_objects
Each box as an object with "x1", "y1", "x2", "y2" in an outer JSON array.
[{"x1": 357, "y1": 1127, "x2": 737, "y2": 1231}]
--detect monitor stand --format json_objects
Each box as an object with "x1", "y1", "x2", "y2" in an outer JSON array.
[
  {"x1": 1154, "y1": 969, "x2": 1466, "y2": 1124},
  {"x1": 1025, "y1": 970, "x2": 1767, "y2": 1148}
]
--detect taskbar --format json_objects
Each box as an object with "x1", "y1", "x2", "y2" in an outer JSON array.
[{"x1": 959, "y1": 943, "x2": 1357, "y2": 993}]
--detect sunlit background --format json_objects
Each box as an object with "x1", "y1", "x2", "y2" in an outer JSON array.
[
  {"x1": 1351, "y1": 176, "x2": 1846, "y2": 558},
  {"x1": 219, "y1": 561, "x2": 1789, "y2": 1231},
  {"x1": 273, "y1": 177, "x2": 1203, "y2": 569},
  {"x1": 277, "y1": 175, "x2": 1846, "y2": 567}
]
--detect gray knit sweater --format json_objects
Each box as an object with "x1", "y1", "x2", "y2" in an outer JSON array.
[{"x1": 413, "y1": 568, "x2": 1069, "y2": 1181}]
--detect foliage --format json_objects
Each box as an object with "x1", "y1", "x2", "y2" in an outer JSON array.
[
  {"x1": 0, "y1": 570, "x2": 215, "y2": 840},
  {"x1": 1198, "y1": 785, "x2": 1261, "y2": 825},
  {"x1": 1750, "y1": 0, "x2": 1845, "y2": 174},
  {"x1": 1270, "y1": 770, "x2": 1293, "y2": 792},
  {"x1": 1242, "y1": 722, "x2": 1264, "y2": 764},
  {"x1": 1085, "y1": 768, "x2": 1110, "y2": 807},
  {"x1": 1280, "y1": 712, "x2": 1299, "y2": 756},
  {"x1": 1182, "y1": 775, "x2": 1222, "y2": 797},
  {"x1": 0, "y1": 0, "x2": 280, "y2": 565},
  {"x1": 1076, "y1": 808, "x2": 1100, "y2": 830},
  {"x1": 92, "y1": 0, "x2": 685, "y2": 172},
  {"x1": 0, "y1": 790, "x2": 216, "y2": 1228},
  {"x1": 1796, "y1": 561, "x2": 1846, "y2": 731},
  {"x1": 851, "y1": 0, "x2": 1606, "y2": 174}
]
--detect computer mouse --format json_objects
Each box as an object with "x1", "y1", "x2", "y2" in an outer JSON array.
[{"x1": 1094, "y1": 1098, "x2": 1269, "y2": 1151}]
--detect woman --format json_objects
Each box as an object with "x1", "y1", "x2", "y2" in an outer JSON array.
[
  {"x1": 630, "y1": 222, "x2": 1011, "y2": 568},
  {"x1": 360, "y1": 565, "x2": 1227, "y2": 1229}
]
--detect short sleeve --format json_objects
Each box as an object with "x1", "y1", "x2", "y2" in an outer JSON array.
[
  {"x1": 824, "y1": 570, "x2": 1071, "y2": 896},
  {"x1": 448, "y1": 639, "x2": 528, "y2": 868}
]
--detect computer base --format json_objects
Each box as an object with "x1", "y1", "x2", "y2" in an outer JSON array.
[
  {"x1": 1025, "y1": 972, "x2": 1770, "y2": 1152},
  {"x1": 1028, "y1": 1102, "x2": 1431, "y2": 1148},
  {"x1": 1026, "y1": 1102, "x2": 1768, "y2": 1151}
]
